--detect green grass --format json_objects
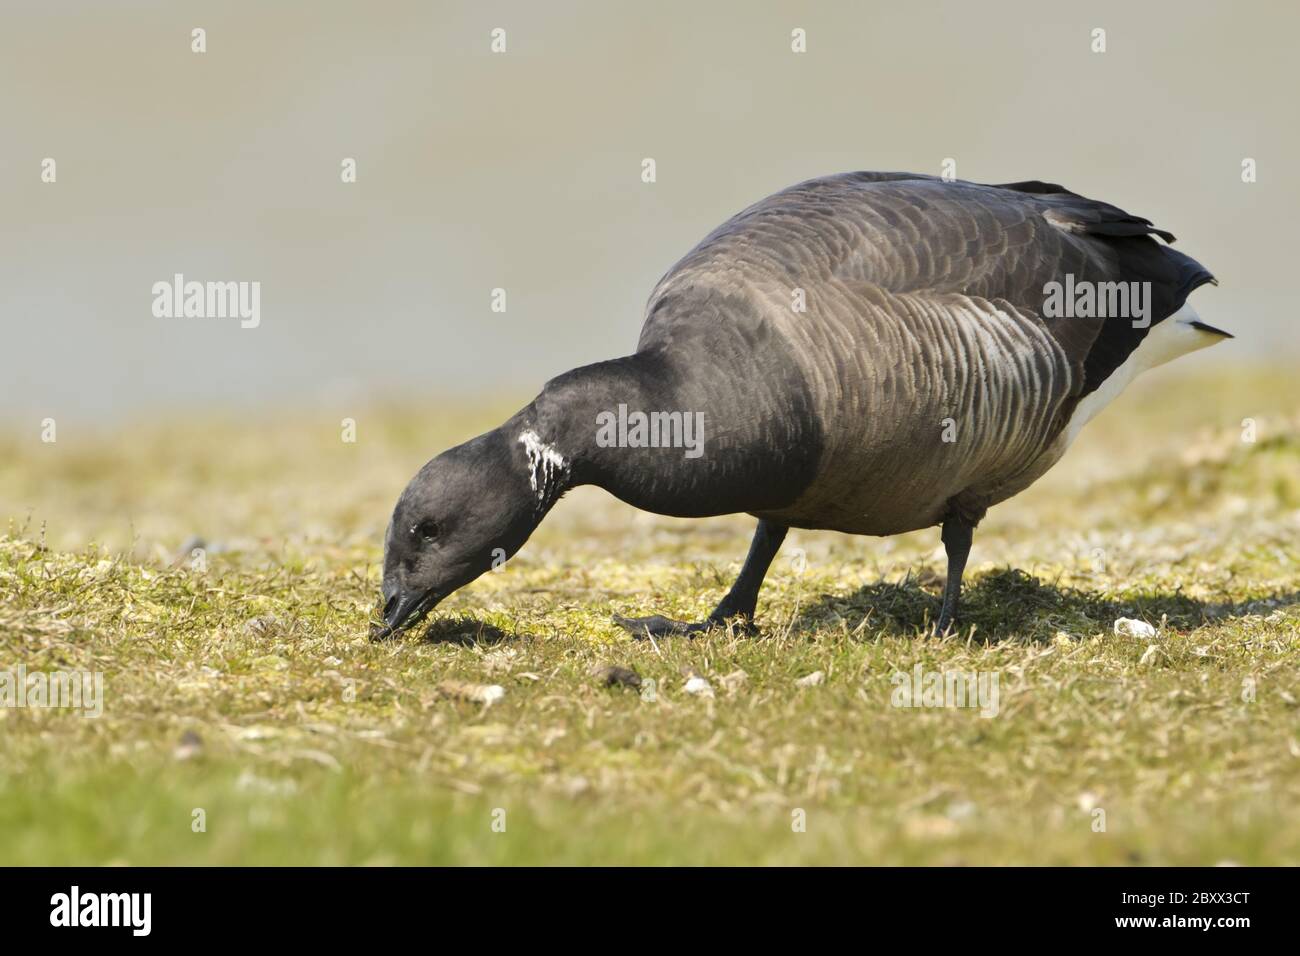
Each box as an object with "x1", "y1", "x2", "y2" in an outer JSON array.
[{"x1": 1, "y1": 364, "x2": 1298, "y2": 864}]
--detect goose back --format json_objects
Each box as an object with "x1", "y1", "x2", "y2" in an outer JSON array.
[{"x1": 635, "y1": 173, "x2": 1215, "y2": 534}]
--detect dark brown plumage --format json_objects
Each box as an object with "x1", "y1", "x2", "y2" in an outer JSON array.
[{"x1": 376, "y1": 172, "x2": 1226, "y2": 640}]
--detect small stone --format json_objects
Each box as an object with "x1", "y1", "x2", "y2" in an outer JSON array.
[
  {"x1": 437, "y1": 680, "x2": 505, "y2": 706},
  {"x1": 592, "y1": 664, "x2": 642, "y2": 689},
  {"x1": 244, "y1": 615, "x2": 281, "y2": 636},
  {"x1": 683, "y1": 676, "x2": 714, "y2": 698},
  {"x1": 1114, "y1": 617, "x2": 1157, "y2": 639},
  {"x1": 795, "y1": 670, "x2": 825, "y2": 688},
  {"x1": 173, "y1": 730, "x2": 203, "y2": 761},
  {"x1": 945, "y1": 800, "x2": 977, "y2": 822}
]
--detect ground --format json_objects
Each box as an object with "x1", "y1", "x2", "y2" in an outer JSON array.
[{"x1": 1, "y1": 364, "x2": 1298, "y2": 865}]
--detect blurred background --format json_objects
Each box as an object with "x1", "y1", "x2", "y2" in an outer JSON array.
[{"x1": 1, "y1": 0, "x2": 1295, "y2": 428}]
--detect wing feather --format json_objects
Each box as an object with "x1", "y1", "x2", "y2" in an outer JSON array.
[{"x1": 640, "y1": 172, "x2": 1215, "y2": 401}]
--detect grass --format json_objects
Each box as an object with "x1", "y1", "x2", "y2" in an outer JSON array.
[{"x1": 1, "y1": 363, "x2": 1298, "y2": 865}]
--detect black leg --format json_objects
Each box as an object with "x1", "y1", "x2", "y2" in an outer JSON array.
[
  {"x1": 709, "y1": 519, "x2": 789, "y2": 623},
  {"x1": 615, "y1": 520, "x2": 789, "y2": 638},
  {"x1": 935, "y1": 518, "x2": 973, "y2": 635}
]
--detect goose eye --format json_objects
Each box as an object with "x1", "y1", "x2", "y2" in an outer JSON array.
[{"x1": 411, "y1": 520, "x2": 440, "y2": 543}]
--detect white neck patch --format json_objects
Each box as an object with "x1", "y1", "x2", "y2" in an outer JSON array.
[{"x1": 518, "y1": 429, "x2": 567, "y2": 502}]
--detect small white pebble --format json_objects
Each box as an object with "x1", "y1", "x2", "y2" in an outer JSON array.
[
  {"x1": 795, "y1": 670, "x2": 825, "y2": 688},
  {"x1": 1114, "y1": 617, "x2": 1157, "y2": 639},
  {"x1": 438, "y1": 680, "x2": 506, "y2": 706},
  {"x1": 684, "y1": 676, "x2": 714, "y2": 698},
  {"x1": 945, "y1": 800, "x2": 977, "y2": 822}
]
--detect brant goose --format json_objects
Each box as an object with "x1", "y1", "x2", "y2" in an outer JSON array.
[{"x1": 373, "y1": 172, "x2": 1228, "y2": 639}]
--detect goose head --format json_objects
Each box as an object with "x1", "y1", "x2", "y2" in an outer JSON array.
[{"x1": 371, "y1": 429, "x2": 543, "y2": 639}]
